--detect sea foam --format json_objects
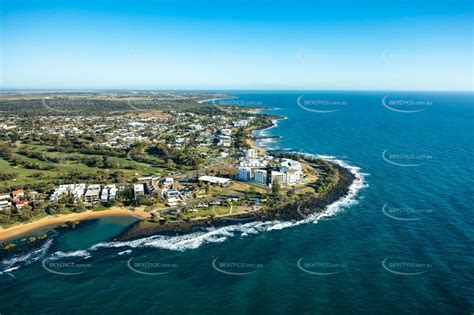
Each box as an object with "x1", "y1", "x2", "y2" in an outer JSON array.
[
  {"x1": 0, "y1": 238, "x2": 54, "y2": 273},
  {"x1": 87, "y1": 157, "x2": 367, "y2": 252}
]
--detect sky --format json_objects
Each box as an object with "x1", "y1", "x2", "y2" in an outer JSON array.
[{"x1": 0, "y1": 0, "x2": 472, "y2": 91}]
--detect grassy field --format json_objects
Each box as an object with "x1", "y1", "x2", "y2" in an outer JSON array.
[{"x1": 0, "y1": 141, "x2": 168, "y2": 190}]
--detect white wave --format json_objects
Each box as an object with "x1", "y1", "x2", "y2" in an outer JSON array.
[
  {"x1": 49, "y1": 249, "x2": 91, "y2": 260},
  {"x1": 305, "y1": 154, "x2": 368, "y2": 221},
  {"x1": 118, "y1": 249, "x2": 132, "y2": 256},
  {"x1": 91, "y1": 221, "x2": 283, "y2": 252},
  {"x1": 316, "y1": 154, "x2": 335, "y2": 159},
  {"x1": 265, "y1": 117, "x2": 287, "y2": 131},
  {"x1": 85, "y1": 154, "x2": 367, "y2": 252},
  {"x1": 0, "y1": 238, "x2": 54, "y2": 273},
  {"x1": 0, "y1": 266, "x2": 20, "y2": 276}
]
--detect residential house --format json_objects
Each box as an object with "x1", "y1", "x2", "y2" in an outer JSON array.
[
  {"x1": 0, "y1": 200, "x2": 12, "y2": 211},
  {"x1": 12, "y1": 189, "x2": 25, "y2": 199},
  {"x1": 14, "y1": 199, "x2": 29, "y2": 210}
]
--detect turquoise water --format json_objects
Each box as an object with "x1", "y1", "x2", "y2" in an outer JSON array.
[{"x1": 1, "y1": 92, "x2": 473, "y2": 314}]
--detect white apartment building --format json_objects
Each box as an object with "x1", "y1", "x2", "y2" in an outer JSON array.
[
  {"x1": 280, "y1": 158, "x2": 303, "y2": 184},
  {"x1": 0, "y1": 200, "x2": 12, "y2": 211},
  {"x1": 163, "y1": 178, "x2": 174, "y2": 188},
  {"x1": 284, "y1": 170, "x2": 301, "y2": 184},
  {"x1": 220, "y1": 128, "x2": 232, "y2": 136},
  {"x1": 72, "y1": 184, "x2": 86, "y2": 201},
  {"x1": 0, "y1": 194, "x2": 11, "y2": 201},
  {"x1": 134, "y1": 184, "x2": 145, "y2": 199},
  {"x1": 84, "y1": 184, "x2": 101, "y2": 205},
  {"x1": 238, "y1": 167, "x2": 252, "y2": 181},
  {"x1": 253, "y1": 169, "x2": 268, "y2": 185},
  {"x1": 50, "y1": 184, "x2": 75, "y2": 202},
  {"x1": 244, "y1": 149, "x2": 258, "y2": 159},
  {"x1": 280, "y1": 158, "x2": 302, "y2": 172},
  {"x1": 240, "y1": 159, "x2": 267, "y2": 168},
  {"x1": 100, "y1": 187, "x2": 109, "y2": 202},
  {"x1": 218, "y1": 135, "x2": 231, "y2": 147},
  {"x1": 271, "y1": 171, "x2": 286, "y2": 185},
  {"x1": 108, "y1": 185, "x2": 117, "y2": 200}
]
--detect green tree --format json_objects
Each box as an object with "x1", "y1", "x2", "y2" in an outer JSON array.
[{"x1": 271, "y1": 179, "x2": 281, "y2": 197}]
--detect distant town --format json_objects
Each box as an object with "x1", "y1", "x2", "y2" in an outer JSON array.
[{"x1": 0, "y1": 92, "x2": 344, "y2": 239}]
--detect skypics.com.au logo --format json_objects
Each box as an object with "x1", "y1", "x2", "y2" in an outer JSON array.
[
  {"x1": 382, "y1": 95, "x2": 432, "y2": 113},
  {"x1": 297, "y1": 258, "x2": 348, "y2": 276},
  {"x1": 382, "y1": 149, "x2": 432, "y2": 167},
  {"x1": 297, "y1": 95, "x2": 348, "y2": 113},
  {"x1": 212, "y1": 257, "x2": 263, "y2": 276}
]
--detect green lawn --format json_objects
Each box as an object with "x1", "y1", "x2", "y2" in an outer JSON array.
[{"x1": 0, "y1": 142, "x2": 167, "y2": 189}]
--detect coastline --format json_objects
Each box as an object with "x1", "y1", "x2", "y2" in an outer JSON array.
[
  {"x1": 0, "y1": 105, "x2": 361, "y2": 245},
  {"x1": 0, "y1": 114, "x2": 274, "y2": 243},
  {"x1": 115, "y1": 161, "x2": 355, "y2": 241},
  {"x1": 247, "y1": 116, "x2": 285, "y2": 155},
  {"x1": 114, "y1": 108, "x2": 360, "y2": 242},
  {"x1": 197, "y1": 97, "x2": 233, "y2": 104},
  {"x1": 0, "y1": 207, "x2": 150, "y2": 242}
]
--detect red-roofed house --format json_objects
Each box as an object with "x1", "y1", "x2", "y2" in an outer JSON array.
[
  {"x1": 12, "y1": 189, "x2": 25, "y2": 199},
  {"x1": 14, "y1": 199, "x2": 29, "y2": 209}
]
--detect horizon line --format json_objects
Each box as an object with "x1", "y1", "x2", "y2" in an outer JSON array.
[{"x1": 1, "y1": 88, "x2": 473, "y2": 93}]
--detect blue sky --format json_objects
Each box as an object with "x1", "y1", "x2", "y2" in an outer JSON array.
[{"x1": 1, "y1": 0, "x2": 472, "y2": 90}]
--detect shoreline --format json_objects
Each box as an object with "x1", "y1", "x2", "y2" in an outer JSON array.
[
  {"x1": 197, "y1": 97, "x2": 233, "y2": 104},
  {"x1": 0, "y1": 115, "x2": 275, "y2": 243},
  {"x1": 0, "y1": 105, "x2": 360, "y2": 244},
  {"x1": 116, "y1": 161, "x2": 356, "y2": 241},
  {"x1": 0, "y1": 207, "x2": 150, "y2": 242},
  {"x1": 247, "y1": 116, "x2": 285, "y2": 155},
  {"x1": 115, "y1": 109, "x2": 360, "y2": 242}
]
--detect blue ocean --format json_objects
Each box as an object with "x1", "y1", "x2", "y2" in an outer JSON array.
[{"x1": 1, "y1": 92, "x2": 473, "y2": 314}]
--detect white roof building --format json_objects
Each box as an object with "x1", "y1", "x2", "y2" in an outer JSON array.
[
  {"x1": 162, "y1": 189, "x2": 180, "y2": 199},
  {"x1": 108, "y1": 185, "x2": 117, "y2": 200},
  {"x1": 100, "y1": 187, "x2": 109, "y2": 202},
  {"x1": 240, "y1": 159, "x2": 268, "y2": 168},
  {"x1": 163, "y1": 178, "x2": 174, "y2": 187},
  {"x1": 271, "y1": 171, "x2": 286, "y2": 185},
  {"x1": 0, "y1": 194, "x2": 11, "y2": 201},
  {"x1": 220, "y1": 128, "x2": 232, "y2": 136},
  {"x1": 283, "y1": 170, "x2": 301, "y2": 184},
  {"x1": 199, "y1": 175, "x2": 231, "y2": 187},
  {"x1": 50, "y1": 184, "x2": 75, "y2": 202},
  {"x1": 72, "y1": 184, "x2": 86, "y2": 200},
  {"x1": 134, "y1": 184, "x2": 145, "y2": 199},
  {"x1": 244, "y1": 149, "x2": 258, "y2": 159},
  {"x1": 84, "y1": 184, "x2": 101, "y2": 204},
  {"x1": 280, "y1": 158, "x2": 302, "y2": 171},
  {"x1": 0, "y1": 200, "x2": 12, "y2": 210}
]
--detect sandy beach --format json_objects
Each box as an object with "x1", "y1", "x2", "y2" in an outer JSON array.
[
  {"x1": 247, "y1": 137, "x2": 266, "y2": 156},
  {"x1": 0, "y1": 207, "x2": 150, "y2": 242},
  {"x1": 197, "y1": 97, "x2": 233, "y2": 104}
]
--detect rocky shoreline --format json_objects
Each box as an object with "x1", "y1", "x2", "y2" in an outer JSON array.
[{"x1": 114, "y1": 161, "x2": 355, "y2": 242}]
